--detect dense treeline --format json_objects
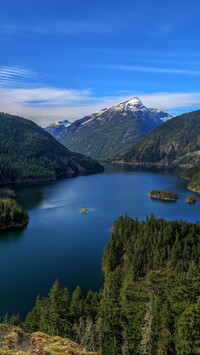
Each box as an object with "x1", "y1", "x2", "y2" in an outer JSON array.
[
  {"x1": 0, "y1": 113, "x2": 103, "y2": 185},
  {"x1": 180, "y1": 166, "x2": 200, "y2": 193},
  {"x1": 0, "y1": 198, "x2": 29, "y2": 230},
  {"x1": 3, "y1": 216, "x2": 200, "y2": 354},
  {"x1": 0, "y1": 188, "x2": 16, "y2": 198}
]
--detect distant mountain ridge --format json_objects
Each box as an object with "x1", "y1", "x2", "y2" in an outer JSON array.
[
  {"x1": 45, "y1": 119, "x2": 71, "y2": 138},
  {"x1": 113, "y1": 109, "x2": 200, "y2": 166},
  {"x1": 46, "y1": 97, "x2": 172, "y2": 160},
  {"x1": 0, "y1": 113, "x2": 103, "y2": 185}
]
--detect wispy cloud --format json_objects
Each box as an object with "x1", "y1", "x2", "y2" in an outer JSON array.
[
  {"x1": 0, "y1": 66, "x2": 40, "y2": 87},
  {"x1": 0, "y1": 86, "x2": 95, "y2": 126},
  {"x1": 0, "y1": 18, "x2": 121, "y2": 39},
  {"x1": 91, "y1": 63, "x2": 200, "y2": 75}
]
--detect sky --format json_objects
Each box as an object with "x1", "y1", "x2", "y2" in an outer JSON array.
[{"x1": 1, "y1": 0, "x2": 200, "y2": 126}]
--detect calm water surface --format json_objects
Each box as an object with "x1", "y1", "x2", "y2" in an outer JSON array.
[{"x1": 0, "y1": 164, "x2": 199, "y2": 318}]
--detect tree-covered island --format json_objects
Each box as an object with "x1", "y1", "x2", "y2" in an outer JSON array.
[
  {"x1": 149, "y1": 189, "x2": 178, "y2": 201},
  {"x1": 185, "y1": 195, "x2": 197, "y2": 203}
]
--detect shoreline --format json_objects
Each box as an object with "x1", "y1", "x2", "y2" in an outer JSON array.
[
  {"x1": 149, "y1": 194, "x2": 177, "y2": 201},
  {"x1": 0, "y1": 218, "x2": 29, "y2": 232},
  {"x1": 108, "y1": 160, "x2": 193, "y2": 168},
  {"x1": 0, "y1": 167, "x2": 104, "y2": 187}
]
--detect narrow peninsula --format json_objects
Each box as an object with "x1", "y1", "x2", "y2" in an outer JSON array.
[{"x1": 0, "y1": 191, "x2": 29, "y2": 231}]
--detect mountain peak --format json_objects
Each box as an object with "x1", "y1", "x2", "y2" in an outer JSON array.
[
  {"x1": 111, "y1": 96, "x2": 146, "y2": 112},
  {"x1": 126, "y1": 97, "x2": 143, "y2": 106}
]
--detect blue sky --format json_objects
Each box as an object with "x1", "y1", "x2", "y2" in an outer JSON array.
[{"x1": 1, "y1": 0, "x2": 200, "y2": 126}]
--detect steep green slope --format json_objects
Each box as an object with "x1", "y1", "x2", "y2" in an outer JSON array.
[
  {"x1": 114, "y1": 110, "x2": 200, "y2": 166},
  {"x1": 0, "y1": 113, "x2": 103, "y2": 185},
  {"x1": 100, "y1": 215, "x2": 200, "y2": 354}
]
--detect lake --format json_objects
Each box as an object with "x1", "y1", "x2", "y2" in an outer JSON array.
[{"x1": 0, "y1": 164, "x2": 199, "y2": 319}]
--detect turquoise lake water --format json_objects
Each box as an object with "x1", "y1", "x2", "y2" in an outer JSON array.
[{"x1": 0, "y1": 164, "x2": 199, "y2": 318}]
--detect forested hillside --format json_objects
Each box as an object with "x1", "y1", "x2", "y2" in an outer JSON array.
[
  {"x1": 0, "y1": 113, "x2": 103, "y2": 185},
  {"x1": 3, "y1": 215, "x2": 200, "y2": 354},
  {"x1": 180, "y1": 166, "x2": 200, "y2": 193},
  {"x1": 114, "y1": 109, "x2": 200, "y2": 166}
]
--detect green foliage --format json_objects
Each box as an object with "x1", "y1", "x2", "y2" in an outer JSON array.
[
  {"x1": 3, "y1": 313, "x2": 22, "y2": 327},
  {"x1": 149, "y1": 189, "x2": 178, "y2": 200},
  {"x1": 0, "y1": 112, "x2": 103, "y2": 185},
  {"x1": 23, "y1": 281, "x2": 100, "y2": 351},
  {"x1": 100, "y1": 215, "x2": 200, "y2": 354},
  {"x1": 175, "y1": 297, "x2": 200, "y2": 355},
  {"x1": 0, "y1": 198, "x2": 28, "y2": 230},
  {"x1": 0, "y1": 189, "x2": 16, "y2": 198}
]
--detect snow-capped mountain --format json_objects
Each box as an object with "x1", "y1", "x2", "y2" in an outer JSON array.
[
  {"x1": 45, "y1": 119, "x2": 71, "y2": 138},
  {"x1": 149, "y1": 107, "x2": 172, "y2": 122},
  {"x1": 48, "y1": 97, "x2": 172, "y2": 160}
]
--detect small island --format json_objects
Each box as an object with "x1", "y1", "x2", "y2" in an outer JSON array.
[
  {"x1": 185, "y1": 195, "x2": 197, "y2": 204},
  {"x1": 149, "y1": 189, "x2": 178, "y2": 201},
  {"x1": 0, "y1": 189, "x2": 29, "y2": 231},
  {"x1": 80, "y1": 207, "x2": 88, "y2": 214}
]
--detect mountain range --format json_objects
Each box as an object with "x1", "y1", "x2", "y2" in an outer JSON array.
[
  {"x1": 0, "y1": 113, "x2": 103, "y2": 185},
  {"x1": 45, "y1": 97, "x2": 172, "y2": 160}
]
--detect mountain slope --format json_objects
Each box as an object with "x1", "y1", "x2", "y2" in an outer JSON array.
[
  {"x1": 45, "y1": 119, "x2": 71, "y2": 138},
  {"x1": 56, "y1": 98, "x2": 171, "y2": 160},
  {"x1": 20, "y1": 216, "x2": 200, "y2": 354},
  {"x1": 113, "y1": 109, "x2": 200, "y2": 166},
  {"x1": 0, "y1": 113, "x2": 103, "y2": 185}
]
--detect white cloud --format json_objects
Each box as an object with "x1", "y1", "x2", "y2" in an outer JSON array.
[
  {"x1": 91, "y1": 63, "x2": 200, "y2": 75},
  {"x1": 0, "y1": 66, "x2": 40, "y2": 87},
  {"x1": 1, "y1": 87, "x2": 200, "y2": 127},
  {"x1": 139, "y1": 92, "x2": 200, "y2": 110},
  {"x1": 0, "y1": 18, "x2": 120, "y2": 39},
  {"x1": 0, "y1": 87, "x2": 95, "y2": 126}
]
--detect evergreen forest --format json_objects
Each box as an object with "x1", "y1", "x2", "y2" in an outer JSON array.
[{"x1": 3, "y1": 215, "x2": 200, "y2": 355}]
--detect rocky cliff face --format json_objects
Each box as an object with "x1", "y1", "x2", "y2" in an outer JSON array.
[{"x1": 0, "y1": 324, "x2": 98, "y2": 354}]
